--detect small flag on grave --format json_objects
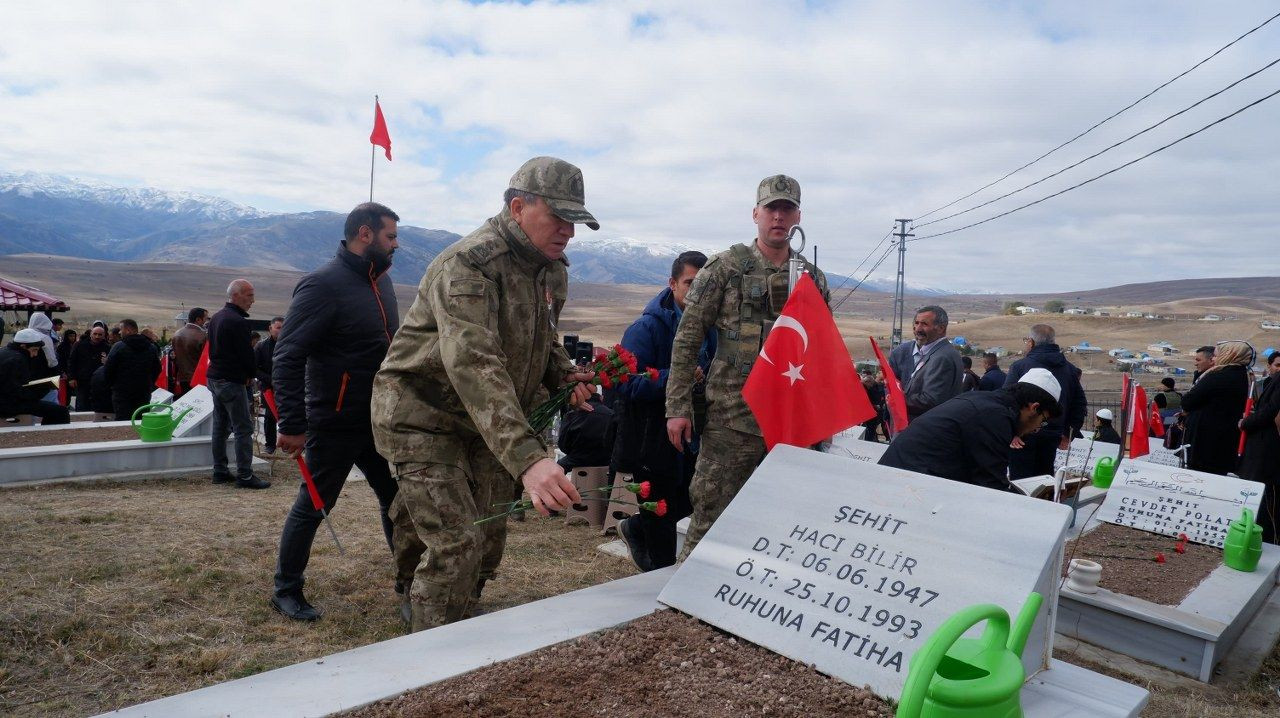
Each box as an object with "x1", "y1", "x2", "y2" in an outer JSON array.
[{"x1": 869, "y1": 336, "x2": 909, "y2": 435}]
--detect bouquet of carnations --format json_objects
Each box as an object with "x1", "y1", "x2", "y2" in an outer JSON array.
[{"x1": 527, "y1": 343, "x2": 658, "y2": 433}]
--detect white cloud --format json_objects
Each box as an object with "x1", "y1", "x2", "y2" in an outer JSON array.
[{"x1": 0, "y1": 0, "x2": 1276, "y2": 291}]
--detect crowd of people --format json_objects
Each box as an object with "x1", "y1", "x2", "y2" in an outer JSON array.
[{"x1": 3, "y1": 156, "x2": 1278, "y2": 643}]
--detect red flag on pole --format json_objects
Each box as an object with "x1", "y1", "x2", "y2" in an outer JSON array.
[
  {"x1": 1129, "y1": 385, "x2": 1150, "y2": 458},
  {"x1": 370, "y1": 100, "x2": 392, "y2": 161},
  {"x1": 1149, "y1": 398, "x2": 1165, "y2": 438},
  {"x1": 190, "y1": 342, "x2": 209, "y2": 387},
  {"x1": 869, "y1": 336, "x2": 909, "y2": 435},
  {"x1": 155, "y1": 353, "x2": 169, "y2": 391},
  {"x1": 742, "y1": 273, "x2": 875, "y2": 451}
]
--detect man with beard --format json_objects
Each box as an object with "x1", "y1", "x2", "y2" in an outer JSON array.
[
  {"x1": 68, "y1": 324, "x2": 110, "y2": 411},
  {"x1": 887, "y1": 306, "x2": 965, "y2": 421},
  {"x1": 271, "y1": 203, "x2": 402, "y2": 622},
  {"x1": 172, "y1": 307, "x2": 209, "y2": 397},
  {"x1": 103, "y1": 319, "x2": 161, "y2": 421}
]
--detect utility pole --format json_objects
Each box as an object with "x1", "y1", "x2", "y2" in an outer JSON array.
[{"x1": 890, "y1": 219, "x2": 913, "y2": 348}]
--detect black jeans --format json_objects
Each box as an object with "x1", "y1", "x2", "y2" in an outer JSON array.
[
  {"x1": 74, "y1": 384, "x2": 92, "y2": 412},
  {"x1": 633, "y1": 460, "x2": 694, "y2": 569},
  {"x1": 1008, "y1": 431, "x2": 1062, "y2": 480},
  {"x1": 273, "y1": 427, "x2": 398, "y2": 598},
  {"x1": 209, "y1": 378, "x2": 254, "y2": 479}
]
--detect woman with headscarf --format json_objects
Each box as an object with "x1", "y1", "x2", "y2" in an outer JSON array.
[
  {"x1": 1181, "y1": 341, "x2": 1252, "y2": 476},
  {"x1": 1239, "y1": 350, "x2": 1280, "y2": 543}
]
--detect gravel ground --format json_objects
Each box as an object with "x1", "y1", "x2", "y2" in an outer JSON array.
[{"x1": 1063, "y1": 522, "x2": 1222, "y2": 605}]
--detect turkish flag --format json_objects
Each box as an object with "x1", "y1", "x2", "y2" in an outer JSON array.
[
  {"x1": 1129, "y1": 385, "x2": 1150, "y2": 458},
  {"x1": 370, "y1": 99, "x2": 392, "y2": 161},
  {"x1": 869, "y1": 336, "x2": 909, "y2": 435},
  {"x1": 190, "y1": 343, "x2": 210, "y2": 387},
  {"x1": 1149, "y1": 398, "x2": 1165, "y2": 438},
  {"x1": 742, "y1": 273, "x2": 875, "y2": 450}
]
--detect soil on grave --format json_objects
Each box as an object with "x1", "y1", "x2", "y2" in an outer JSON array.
[
  {"x1": 0, "y1": 425, "x2": 137, "y2": 449},
  {"x1": 1063, "y1": 522, "x2": 1221, "y2": 605},
  {"x1": 343, "y1": 611, "x2": 893, "y2": 718}
]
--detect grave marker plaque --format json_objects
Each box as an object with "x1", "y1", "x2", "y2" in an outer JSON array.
[
  {"x1": 150, "y1": 388, "x2": 174, "y2": 405},
  {"x1": 658, "y1": 445, "x2": 1071, "y2": 699},
  {"x1": 1094, "y1": 462, "x2": 1263, "y2": 547},
  {"x1": 172, "y1": 385, "x2": 215, "y2": 438},
  {"x1": 823, "y1": 435, "x2": 887, "y2": 464},
  {"x1": 1053, "y1": 438, "x2": 1120, "y2": 474}
]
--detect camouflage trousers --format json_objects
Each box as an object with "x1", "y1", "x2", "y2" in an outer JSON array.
[
  {"x1": 677, "y1": 424, "x2": 767, "y2": 561},
  {"x1": 388, "y1": 443, "x2": 516, "y2": 632}
]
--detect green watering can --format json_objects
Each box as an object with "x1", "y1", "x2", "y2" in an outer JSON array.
[
  {"x1": 1092, "y1": 456, "x2": 1117, "y2": 488},
  {"x1": 130, "y1": 403, "x2": 194, "y2": 443},
  {"x1": 1224, "y1": 508, "x2": 1263, "y2": 573},
  {"x1": 896, "y1": 593, "x2": 1043, "y2": 718}
]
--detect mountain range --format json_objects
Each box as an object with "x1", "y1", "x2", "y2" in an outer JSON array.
[{"x1": 0, "y1": 171, "x2": 735, "y2": 287}]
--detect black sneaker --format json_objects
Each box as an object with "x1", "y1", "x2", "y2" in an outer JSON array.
[
  {"x1": 271, "y1": 592, "x2": 321, "y2": 622},
  {"x1": 212, "y1": 472, "x2": 235, "y2": 485},
  {"x1": 236, "y1": 475, "x2": 271, "y2": 489},
  {"x1": 618, "y1": 516, "x2": 654, "y2": 572}
]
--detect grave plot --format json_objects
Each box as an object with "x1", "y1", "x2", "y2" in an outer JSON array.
[
  {"x1": 0, "y1": 386, "x2": 228, "y2": 485},
  {"x1": 106, "y1": 446, "x2": 1149, "y2": 718},
  {"x1": 1056, "y1": 461, "x2": 1278, "y2": 681}
]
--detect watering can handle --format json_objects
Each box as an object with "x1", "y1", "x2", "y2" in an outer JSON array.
[
  {"x1": 130, "y1": 403, "x2": 173, "y2": 431},
  {"x1": 896, "y1": 605, "x2": 1010, "y2": 718},
  {"x1": 1240, "y1": 508, "x2": 1255, "y2": 527}
]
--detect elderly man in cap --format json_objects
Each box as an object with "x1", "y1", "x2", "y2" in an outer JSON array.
[
  {"x1": 373, "y1": 156, "x2": 597, "y2": 631},
  {"x1": 1, "y1": 328, "x2": 71, "y2": 424},
  {"x1": 665, "y1": 174, "x2": 829, "y2": 559},
  {"x1": 879, "y1": 368, "x2": 1063, "y2": 492}
]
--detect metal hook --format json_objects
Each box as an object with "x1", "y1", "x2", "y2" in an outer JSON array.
[{"x1": 786, "y1": 225, "x2": 806, "y2": 254}]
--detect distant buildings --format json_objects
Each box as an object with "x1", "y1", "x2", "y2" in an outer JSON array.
[
  {"x1": 1200, "y1": 314, "x2": 1223, "y2": 322},
  {"x1": 1262, "y1": 319, "x2": 1280, "y2": 331},
  {"x1": 1146, "y1": 341, "x2": 1178, "y2": 354},
  {"x1": 1064, "y1": 307, "x2": 1090, "y2": 315},
  {"x1": 1015, "y1": 306, "x2": 1040, "y2": 315}
]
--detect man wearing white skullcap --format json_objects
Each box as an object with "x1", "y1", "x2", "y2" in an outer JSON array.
[
  {"x1": 878, "y1": 367, "x2": 1063, "y2": 491},
  {"x1": 1093, "y1": 408, "x2": 1121, "y2": 444},
  {"x1": 0, "y1": 328, "x2": 71, "y2": 424}
]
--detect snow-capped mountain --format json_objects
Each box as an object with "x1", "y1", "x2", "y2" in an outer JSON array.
[{"x1": 0, "y1": 171, "x2": 272, "y2": 225}]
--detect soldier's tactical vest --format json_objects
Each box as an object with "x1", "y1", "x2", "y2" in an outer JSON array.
[{"x1": 718, "y1": 243, "x2": 819, "y2": 378}]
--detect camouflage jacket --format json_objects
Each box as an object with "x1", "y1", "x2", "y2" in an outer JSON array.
[
  {"x1": 372, "y1": 208, "x2": 574, "y2": 479},
  {"x1": 665, "y1": 241, "x2": 829, "y2": 436}
]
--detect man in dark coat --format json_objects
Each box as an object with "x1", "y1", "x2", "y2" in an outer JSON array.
[
  {"x1": 556, "y1": 393, "x2": 614, "y2": 470},
  {"x1": 1003, "y1": 324, "x2": 1087, "y2": 479},
  {"x1": 270, "y1": 202, "x2": 402, "y2": 621},
  {"x1": 68, "y1": 325, "x2": 109, "y2": 411},
  {"x1": 613, "y1": 251, "x2": 714, "y2": 570},
  {"x1": 103, "y1": 319, "x2": 160, "y2": 422},
  {"x1": 255, "y1": 316, "x2": 284, "y2": 454},
  {"x1": 207, "y1": 281, "x2": 267, "y2": 489},
  {"x1": 880, "y1": 368, "x2": 1062, "y2": 492},
  {"x1": 978, "y1": 352, "x2": 1006, "y2": 391},
  {"x1": 0, "y1": 329, "x2": 70, "y2": 424},
  {"x1": 1182, "y1": 341, "x2": 1250, "y2": 476},
  {"x1": 1240, "y1": 349, "x2": 1280, "y2": 542},
  {"x1": 961, "y1": 356, "x2": 980, "y2": 392},
  {"x1": 1093, "y1": 409, "x2": 1121, "y2": 444}
]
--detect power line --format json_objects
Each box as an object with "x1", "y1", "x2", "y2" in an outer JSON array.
[
  {"x1": 910, "y1": 86, "x2": 1280, "y2": 242},
  {"x1": 912, "y1": 10, "x2": 1280, "y2": 222},
  {"x1": 831, "y1": 240, "x2": 897, "y2": 312},
  {"x1": 823, "y1": 227, "x2": 893, "y2": 301},
  {"x1": 915, "y1": 55, "x2": 1280, "y2": 229}
]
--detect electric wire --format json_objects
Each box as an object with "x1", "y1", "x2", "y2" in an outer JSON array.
[
  {"x1": 910, "y1": 86, "x2": 1280, "y2": 242},
  {"x1": 914, "y1": 55, "x2": 1280, "y2": 229},
  {"x1": 912, "y1": 10, "x2": 1280, "y2": 222},
  {"x1": 831, "y1": 240, "x2": 898, "y2": 311},
  {"x1": 826, "y1": 228, "x2": 894, "y2": 298}
]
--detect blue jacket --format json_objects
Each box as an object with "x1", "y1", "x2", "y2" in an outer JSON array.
[
  {"x1": 978, "y1": 366, "x2": 1006, "y2": 391},
  {"x1": 611, "y1": 288, "x2": 714, "y2": 476},
  {"x1": 1003, "y1": 344, "x2": 1087, "y2": 437}
]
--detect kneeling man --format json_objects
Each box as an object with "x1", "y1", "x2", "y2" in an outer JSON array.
[{"x1": 878, "y1": 368, "x2": 1061, "y2": 492}]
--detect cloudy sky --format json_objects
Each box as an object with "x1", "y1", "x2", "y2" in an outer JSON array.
[{"x1": 1, "y1": 1, "x2": 1276, "y2": 292}]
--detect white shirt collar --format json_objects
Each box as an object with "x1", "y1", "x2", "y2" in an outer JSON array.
[{"x1": 914, "y1": 336, "x2": 948, "y2": 357}]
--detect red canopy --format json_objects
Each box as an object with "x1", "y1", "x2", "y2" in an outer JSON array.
[{"x1": 0, "y1": 276, "x2": 70, "y2": 312}]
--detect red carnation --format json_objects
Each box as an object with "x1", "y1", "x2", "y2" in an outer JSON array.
[
  {"x1": 646, "y1": 367, "x2": 659, "y2": 381},
  {"x1": 600, "y1": 373, "x2": 614, "y2": 389},
  {"x1": 639, "y1": 481, "x2": 651, "y2": 499},
  {"x1": 641, "y1": 499, "x2": 668, "y2": 517},
  {"x1": 1154, "y1": 552, "x2": 1166, "y2": 564}
]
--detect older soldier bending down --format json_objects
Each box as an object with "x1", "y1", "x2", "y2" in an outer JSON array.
[{"x1": 373, "y1": 157, "x2": 596, "y2": 631}]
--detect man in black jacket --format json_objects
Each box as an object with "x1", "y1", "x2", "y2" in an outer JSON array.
[
  {"x1": 103, "y1": 319, "x2": 161, "y2": 421},
  {"x1": 208, "y1": 280, "x2": 268, "y2": 489},
  {"x1": 255, "y1": 316, "x2": 284, "y2": 454},
  {"x1": 68, "y1": 325, "x2": 109, "y2": 411},
  {"x1": 1, "y1": 329, "x2": 70, "y2": 424},
  {"x1": 1002, "y1": 324, "x2": 1087, "y2": 479},
  {"x1": 270, "y1": 202, "x2": 402, "y2": 622},
  {"x1": 879, "y1": 368, "x2": 1062, "y2": 492}
]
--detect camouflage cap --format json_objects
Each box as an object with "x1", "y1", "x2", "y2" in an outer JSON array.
[
  {"x1": 756, "y1": 174, "x2": 801, "y2": 208},
  {"x1": 509, "y1": 156, "x2": 599, "y2": 230}
]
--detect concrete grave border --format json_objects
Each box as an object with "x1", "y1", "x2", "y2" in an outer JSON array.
[
  {"x1": 0, "y1": 435, "x2": 236, "y2": 486},
  {"x1": 101, "y1": 567, "x2": 1148, "y2": 718}
]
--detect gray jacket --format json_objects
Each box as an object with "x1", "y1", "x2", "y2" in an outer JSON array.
[{"x1": 888, "y1": 338, "x2": 964, "y2": 420}]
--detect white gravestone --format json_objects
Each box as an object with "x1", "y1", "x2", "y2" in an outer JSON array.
[
  {"x1": 150, "y1": 388, "x2": 174, "y2": 405},
  {"x1": 1133, "y1": 445, "x2": 1184, "y2": 468},
  {"x1": 824, "y1": 435, "x2": 887, "y2": 464},
  {"x1": 658, "y1": 445, "x2": 1071, "y2": 700},
  {"x1": 172, "y1": 385, "x2": 215, "y2": 438},
  {"x1": 1094, "y1": 462, "x2": 1263, "y2": 547},
  {"x1": 1053, "y1": 439, "x2": 1120, "y2": 474}
]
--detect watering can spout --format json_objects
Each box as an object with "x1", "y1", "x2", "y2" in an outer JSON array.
[
  {"x1": 1007, "y1": 592, "x2": 1043, "y2": 658},
  {"x1": 172, "y1": 405, "x2": 194, "y2": 427}
]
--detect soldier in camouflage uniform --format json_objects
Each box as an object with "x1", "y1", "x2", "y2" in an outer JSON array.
[
  {"x1": 665, "y1": 175, "x2": 830, "y2": 558},
  {"x1": 372, "y1": 157, "x2": 597, "y2": 631}
]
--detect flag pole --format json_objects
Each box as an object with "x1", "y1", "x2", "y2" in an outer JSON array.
[{"x1": 369, "y1": 95, "x2": 377, "y2": 202}]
